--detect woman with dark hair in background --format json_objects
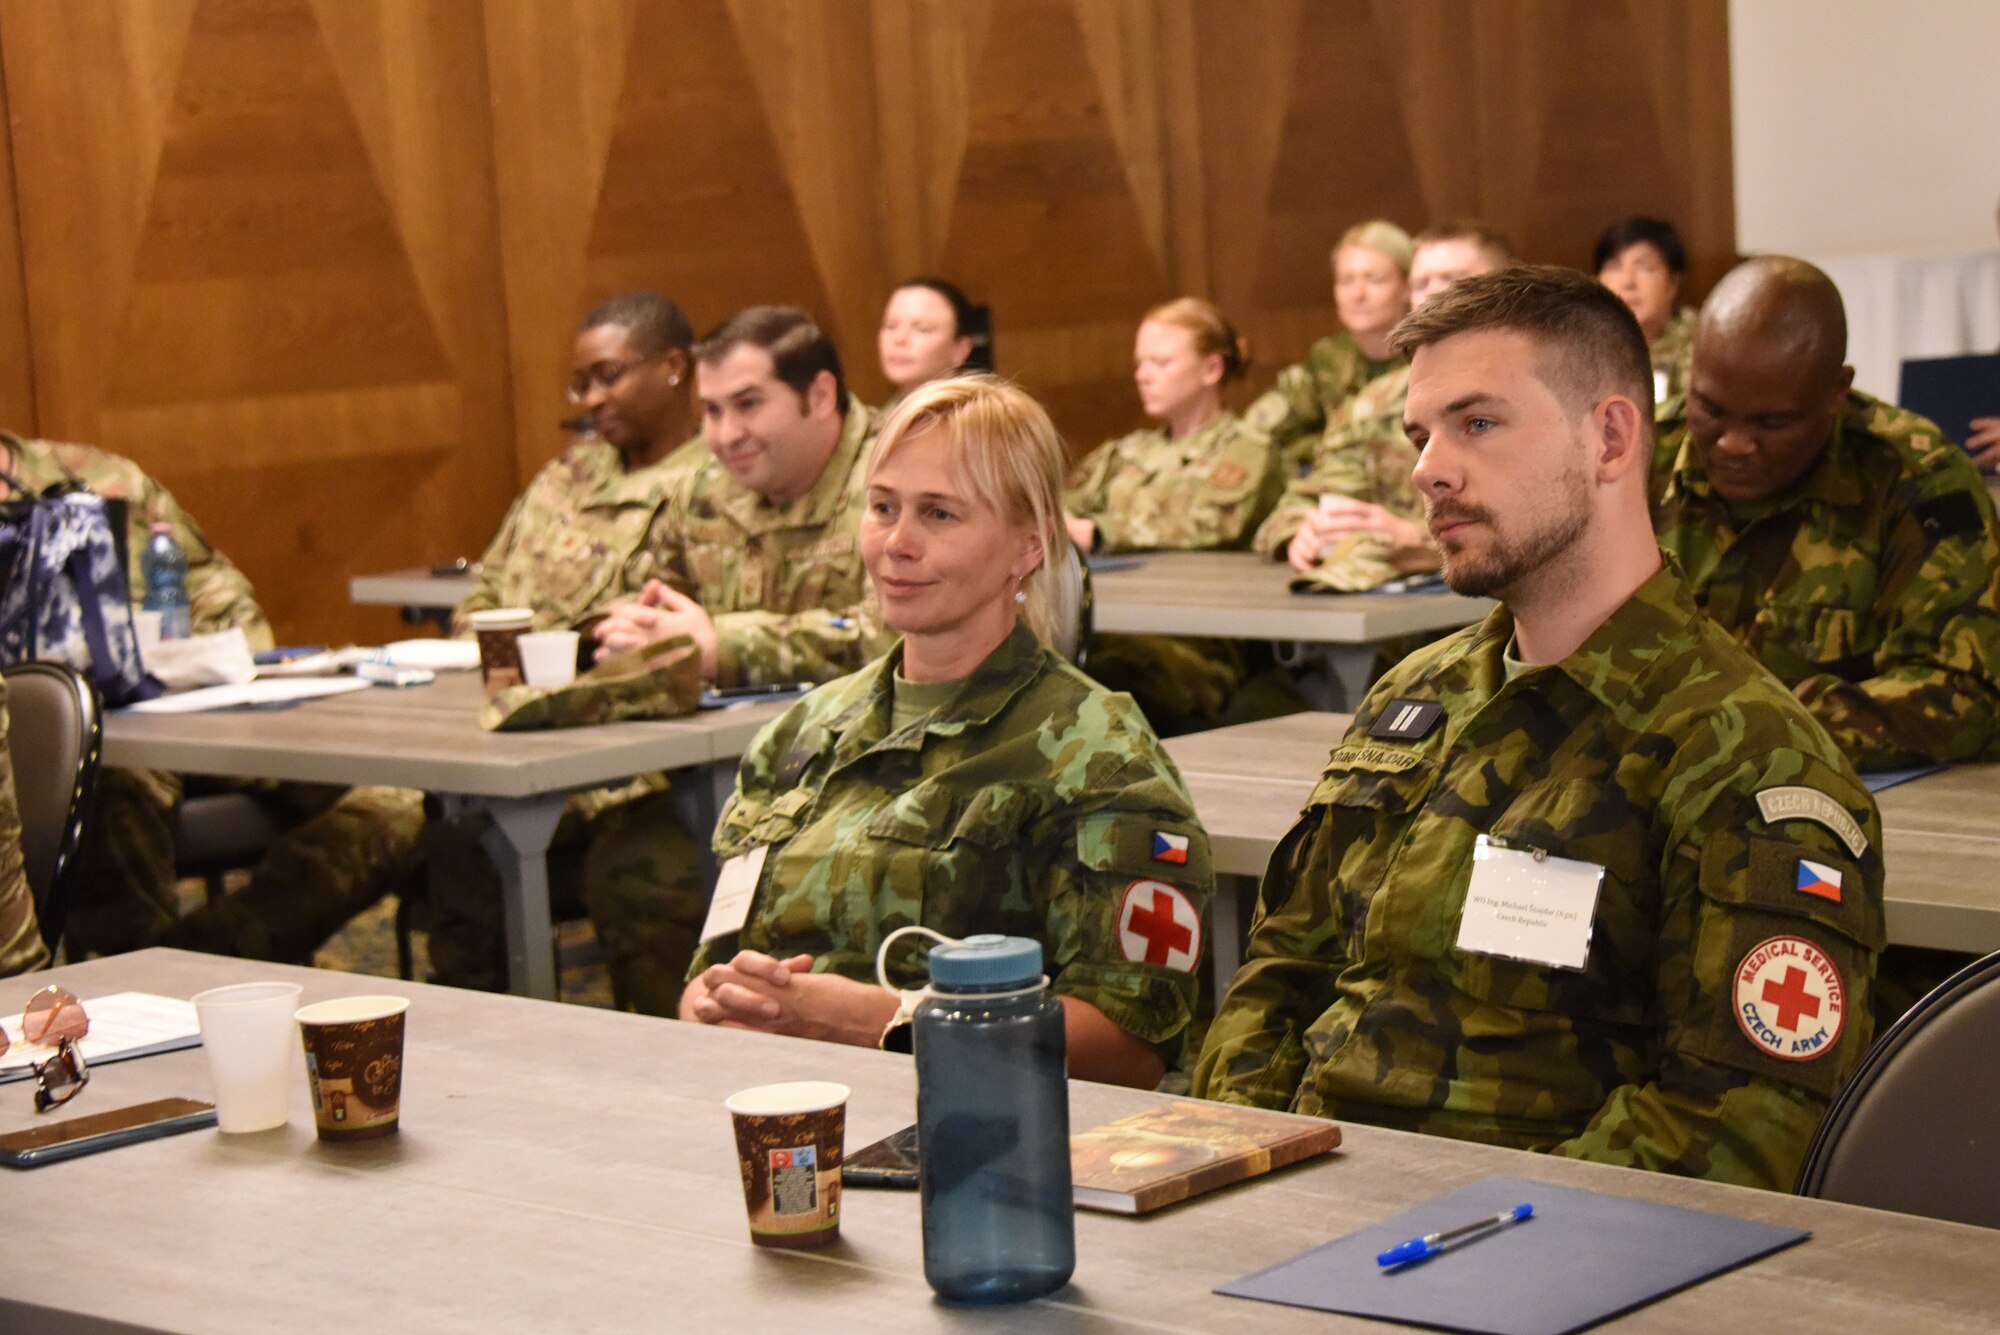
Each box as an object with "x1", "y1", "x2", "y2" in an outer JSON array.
[
  {"x1": 877, "y1": 277, "x2": 991, "y2": 408},
  {"x1": 1594, "y1": 216, "x2": 1696, "y2": 409}
]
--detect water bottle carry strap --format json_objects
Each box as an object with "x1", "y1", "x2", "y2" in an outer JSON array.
[{"x1": 873, "y1": 924, "x2": 1050, "y2": 1009}]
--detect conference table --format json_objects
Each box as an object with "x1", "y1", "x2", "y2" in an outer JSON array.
[
  {"x1": 351, "y1": 552, "x2": 1493, "y2": 709},
  {"x1": 1166, "y1": 713, "x2": 2000, "y2": 984},
  {"x1": 101, "y1": 673, "x2": 789, "y2": 1000},
  {"x1": 5, "y1": 951, "x2": 1995, "y2": 1333}
]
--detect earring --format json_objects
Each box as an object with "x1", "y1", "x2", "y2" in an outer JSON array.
[
  {"x1": 1014, "y1": 589, "x2": 1027, "y2": 605},
  {"x1": 667, "y1": 375, "x2": 680, "y2": 386}
]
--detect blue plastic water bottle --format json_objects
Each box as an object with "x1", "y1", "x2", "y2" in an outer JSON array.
[
  {"x1": 140, "y1": 521, "x2": 192, "y2": 640},
  {"x1": 915, "y1": 934, "x2": 1074, "y2": 1304}
]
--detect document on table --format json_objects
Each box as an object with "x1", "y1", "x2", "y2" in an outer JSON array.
[
  {"x1": 0, "y1": 992, "x2": 202, "y2": 1082},
  {"x1": 1217, "y1": 1174, "x2": 1808, "y2": 1334},
  {"x1": 123, "y1": 677, "x2": 374, "y2": 713}
]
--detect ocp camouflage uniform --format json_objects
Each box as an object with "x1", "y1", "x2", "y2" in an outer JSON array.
[
  {"x1": 1654, "y1": 391, "x2": 2000, "y2": 769},
  {"x1": 452, "y1": 433, "x2": 705, "y2": 633},
  {"x1": 691, "y1": 619, "x2": 1212, "y2": 1065},
  {"x1": 2, "y1": 437, "x2": 422, "y2": 961},
  {"x1": 1193, "y1": 562, "x2": 1885, "y2": 1191},
  {"x1": 1252, "y1": 364, "x2": 1422, "y2": 564},
  {"x1": 1243, "y1": 330, "x2": 1406, "y2": 476},
  {"x1": 1064, "y1": 413, "x2": 1291, "y2": 731},
  {"x1": 0, "y1": 679, "x2": 50, "y2": 976}
]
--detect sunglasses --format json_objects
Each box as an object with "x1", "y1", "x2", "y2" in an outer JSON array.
[{"x1": 1, "y1": 986, "x2": 91, "y2": 1112}]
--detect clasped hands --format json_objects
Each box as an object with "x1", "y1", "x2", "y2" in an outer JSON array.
[
  {"x1": 1285, "y1": 496, "x2": 1429, "y2": 573},
  {"x1": 680, "y1": 950, "x2": 898, "y2": 1047},
  {"x1": 592, "y1": 579, "x2": 719, "y2": 678}
]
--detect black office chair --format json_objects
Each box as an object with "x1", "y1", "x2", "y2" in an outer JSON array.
[
  {"x1": 2, "y1": 661, "x2": 103, "y2": 954},
  {"x1": 1795, "y1": 950, "x2": 2000, "y2": 1229}
]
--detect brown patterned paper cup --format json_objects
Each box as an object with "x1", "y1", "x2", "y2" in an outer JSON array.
[
  {"x1": 724, "y1": 1081, "x2": 848, "y2": 1248},
  {"x1": 468, "y1": 607, "x2": 534, "y2": 696},
  {"x1": 295, "y1": 995, "x2": 410, "y2": 1142}
]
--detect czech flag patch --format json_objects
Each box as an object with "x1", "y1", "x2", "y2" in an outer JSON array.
[
  {"x1": 1795, "y1": 857, "x2": 1843, "y2": 904},
  {"x1": 1151, "y1": 830, "x2": 1190, "y2": 865}
]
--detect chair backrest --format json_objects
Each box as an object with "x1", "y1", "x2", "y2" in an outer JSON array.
[
  {"x1": 1795, "y1": 950, "x2": 2000, "y2": 1228},
  {"x1": 2, "y1": 661, "x2": 102, "y2": 952},
  {"x1": 1048, "y1": 546, "x2": 1092, "y2": 668}
]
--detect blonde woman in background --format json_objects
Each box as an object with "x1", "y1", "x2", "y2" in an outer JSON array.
[
  {"x1": 1064, "y1": 298, "x2": 1295, "y2": 734},
  {"x1": 1244, "y1": 219, "x2": 1414, "y2": 475}
]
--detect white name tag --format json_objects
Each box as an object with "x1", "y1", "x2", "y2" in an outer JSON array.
[
  {"x1": 1653, "y1": 367, "x2": 1671, "y2": 404},
  {"x1": 699, "y1": 844, "x2": 769, "y2": 943},
  {"x1": 1454, "y1": 834, "x2": 1603, "y2": 971}
]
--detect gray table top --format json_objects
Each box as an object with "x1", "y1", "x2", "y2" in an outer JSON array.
[
  {"x1": 1166, "y1": 712, "x2": 2000, "y2": 953},
  {"x1": 102, "y1": 671, "x2": 788, "y2": 799},
  {"x1": 1089, "y1": 550, "x2": 1493, "y2": 642},
  {"x1": 4, "y1": 950, "x2": 1994, "y2": 1333}
]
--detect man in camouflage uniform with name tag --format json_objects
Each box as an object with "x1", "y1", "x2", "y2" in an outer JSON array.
[
  {"x1": 1652, "y1": 256, "x2": 2000, "y2": 770},
  {"x1": 1195, "y1": 268, "x2": 1885, "y2": 1192},
  {"x1": 1, "y1": 434, "x2": 421, "y2": 962},
  {"x1": 562, "y1": 306, "x2": 892, "y2": 1013}
]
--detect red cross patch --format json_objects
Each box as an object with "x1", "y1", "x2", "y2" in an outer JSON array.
[
  {"x1": 1734, "y1": 935, "x2": 1845, "y2": 1062},
  {"x1": 1117, "y1": 880, "x2": 1200, "y2": 973}
]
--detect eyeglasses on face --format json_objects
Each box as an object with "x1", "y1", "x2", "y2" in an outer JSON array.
[{"x1": 1, "y1": 986, "x2": 92, "y2": 1112}]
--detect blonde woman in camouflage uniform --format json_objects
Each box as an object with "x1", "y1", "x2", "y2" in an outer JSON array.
[
  {"x1": 682, "y1": 376, "x2": 1212, "y2": 1088},
  {"x1": 1064, "y1": 298, "x2": 1292, "y2": 733},
  {"x1": 1243, "y1": 219, "x2": 1413, "y2": 476}
]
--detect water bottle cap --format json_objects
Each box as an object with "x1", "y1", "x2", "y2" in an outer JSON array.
[
  {"x1": 150, "y1": 522, "x2": 171, "y2": 534},
  {"x1": 926, "y1": 934, "x2": 1042, "y2": 988}
]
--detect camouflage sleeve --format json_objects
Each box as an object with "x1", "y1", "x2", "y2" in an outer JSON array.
[
  {"x1": 1791, "y1": 472, "x2": 2000, "y2": 767},
  {"x1": 1042, "y1": 754, "x2": 1211, "y2": 1063},
  {"x1": 1241, "y1": 360, "x2": 1325, "y2": 460},
  {"x1": 712, "y1": 603, "x2": 898, "y2": 690},
  {"x1": 148, "y1": 478, "x2": 273, "y2": 650},
  {"x1": 1190, "y1": 791, "x2": 1354, "y2": 1109},
  {"x1": 1252, "y1": 479, "x2": 1318, "y2": 560},
  {"x1": 1097, "y1": 428, "x2": 1283, "y2": 554},
  {"x1": 1062, "y1": 439, "x2": 1120, "y2": 523},
  {"x1": 452, "y1": 489, "x2": 532, "y2": 635},
  {"x1": 0, "y1": 682, "x2": 51, "y2": 977},
  {"x1": 1551, "y1": 749, "x2": 1885, "y2": 1190}
]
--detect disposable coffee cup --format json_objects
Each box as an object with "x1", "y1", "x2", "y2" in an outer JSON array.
[
  {"x1": 295, "y1": 995, "x2": 409, "y2": 1141},
  {"x1": 724, "y1": 1081, "x2": 848, "y2": 1248},
  {"x1": 517, "y1": 629, "x2": 581, "y2": 689},
  {"x1": 468, "y1": 608, "x2": 534, "y2": 695},
  {"x1": 191, "y1": 981, "x2": 303, "y2": 1133}
]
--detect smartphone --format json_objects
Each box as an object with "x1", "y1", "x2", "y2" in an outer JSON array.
[
  {"x1": 0, "y1": 1097, "x2": 217, "y2": 1168},
  {"x1": 843, "y1": 1122, "x2": 920, "y2": 1188}
]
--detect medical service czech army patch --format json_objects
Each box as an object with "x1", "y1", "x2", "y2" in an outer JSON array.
[
  {"x1": 1117, "y1": 880, "x2": 1200, "y2": 972},
  {"x1": 1735, "y1": 935, "x2": 1845, "y2": 1062}
]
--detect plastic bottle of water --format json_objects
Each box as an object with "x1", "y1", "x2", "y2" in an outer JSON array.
[
  {"x1": 915, "y1": 934, "x2": 1074, "y2": 1304},
  {"x1": 141, "y1": 522, "x2": 192, "y2": 640}
]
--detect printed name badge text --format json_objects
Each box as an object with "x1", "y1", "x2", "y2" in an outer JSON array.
[
  {"x1": 700, "y1": 844, "x2": 769, "y2": 943},
  {"x1": 1455, "y1": 834, "x2": 1603, "y2": 971}
]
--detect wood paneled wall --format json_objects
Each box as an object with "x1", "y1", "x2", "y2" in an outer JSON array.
[{"x1": 0, "y1": 0, "x2": 1733, "y2": 644}]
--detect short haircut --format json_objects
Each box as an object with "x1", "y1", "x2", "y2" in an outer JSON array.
[
  {"x1": 1142, "y1": 297, "x2": 1250, "y2": 384},
  {"x1": 1391, "y1": 264, "x2": 1654, "y2": 419},
  {"x1": 693, "y1": 305, "x2": 847, "y2": 412},
  {"x1": 1413, "y1": 220, "x2": 1517, "y2": 266},
  {"x1": 868, "y1": 375, "x2": 1072, "y2": 647},
  {"x1": 1591, "y1": 216, "x2": 1686, "y2": 276},
  {"x1": 578, "y1": 291, "x2": 694, "y2": 357},
  {"x1": 891, "y1": 276, "x2": 994, "y2": 373},
  {"x1": 1336, "y1": 219, "x2": 1414, "y2": 276}
]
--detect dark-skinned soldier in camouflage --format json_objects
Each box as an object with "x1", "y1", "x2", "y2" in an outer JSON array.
[
  {"x1": 1653, "y1": 257, "x2": 2000, "y2": 770},
  {"x1": 0, "y1": 678, "x2": 50, "y2": 976},
  {"x1": 1, "y1": 434, "x2": 422, "y2": 961},
  {"x1": 1065, "y1": 298, "x2": 1291, "y2": 733},
  {"x1": 1195, "y1": 267, "x2": 1885, "y2": 1192},
  {"x1": 1243, "y1": 220, "x2": 1413, "y2": 477}
]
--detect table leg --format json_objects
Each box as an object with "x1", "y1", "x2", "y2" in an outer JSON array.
[
  {"x1": 465, "y1": 795, "x2": 568, "y2": 1000},
  {"x1": 1322, "y1": 646, "x2": 1376, "y2": 712}
]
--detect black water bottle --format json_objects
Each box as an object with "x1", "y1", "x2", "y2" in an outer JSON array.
[{"x1": 914, "y1": 934, "x2": 1074, "y2": 1303}]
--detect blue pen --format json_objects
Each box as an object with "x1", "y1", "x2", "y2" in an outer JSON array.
[{"x1": 1377, "y1": 1203, "x2": 1534, "y2": 1268}]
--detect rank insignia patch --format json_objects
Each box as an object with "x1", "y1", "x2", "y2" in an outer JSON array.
[{"x1": 1368, "y1": 698, "x2": 1444, "y2": 741}]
